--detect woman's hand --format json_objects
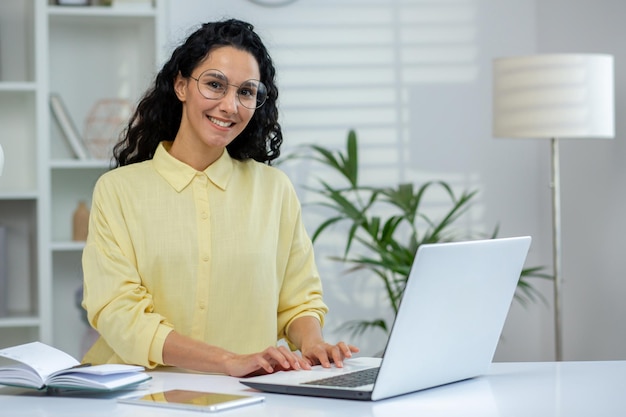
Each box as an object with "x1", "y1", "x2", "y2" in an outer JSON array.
[
  {"x1": 224, "y1": 345, "x2": 311, "y2": 377},
  {"x1": 287, "y1": 316, "x2": 360, "y2": 368},
  {"x1": 163, "y1": 321, "x2": 360, "y2": 377},
  {"x1": 163, "y1": 331, "x2": 309, "y2": 377},
  {"x1": 300, "y1": 340, "x2": 360, "y2": 368}
]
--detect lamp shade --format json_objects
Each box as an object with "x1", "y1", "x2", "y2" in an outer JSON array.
[{"x1": 493, "y1": 54, "x2": 614, "y2": 139}]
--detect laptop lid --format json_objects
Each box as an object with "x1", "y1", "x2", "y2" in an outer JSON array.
[{"x1": 241, "y1": 236, "x2": 532, "y2": 401}]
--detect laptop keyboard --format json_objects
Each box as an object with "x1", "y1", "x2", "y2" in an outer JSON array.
[{"x1": 302, "y1": 367, "x2": 380, "y2": 388}]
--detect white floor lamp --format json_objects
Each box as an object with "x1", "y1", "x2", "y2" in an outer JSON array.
[{"x1": 492, "y1": 54, "x2": 615, "y2": 361}]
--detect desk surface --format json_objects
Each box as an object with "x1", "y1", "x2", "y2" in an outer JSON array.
[{"x1": 1, "y1": 360, "x2": 625, "y2": 416}]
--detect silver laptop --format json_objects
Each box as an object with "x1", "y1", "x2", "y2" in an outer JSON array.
[{"x1": 241, "y1": 236, "x2": 531, "y2": 401}]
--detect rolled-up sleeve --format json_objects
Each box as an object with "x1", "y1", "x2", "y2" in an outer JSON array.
[
  {"x1": 275, "y1": 182, "x2": 328, "y2": 347},
  {"x1": 82, "y1": 175, "x2": 174, "y2": 368}
]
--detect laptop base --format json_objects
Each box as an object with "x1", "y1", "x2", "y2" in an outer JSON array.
[{"x1": 241, "y1": 380, "x2": 373, "y2": 400}]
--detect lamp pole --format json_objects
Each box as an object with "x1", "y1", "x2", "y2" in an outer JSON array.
[{"x1": 551, "y1": 138, "x2": 563, "y2": 361}]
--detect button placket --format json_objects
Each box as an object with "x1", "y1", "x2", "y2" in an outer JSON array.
[{"x1": 191, "y1": 173, "x2": 211, "y2": 337}]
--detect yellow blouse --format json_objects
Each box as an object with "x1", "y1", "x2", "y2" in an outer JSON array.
[{"x1": 82, "y1": 142, "x2": 327, "y2": 368}]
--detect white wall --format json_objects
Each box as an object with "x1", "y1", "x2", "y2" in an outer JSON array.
[
  {"x1": 537, "y1": 0, "x2": 626, "y2": 360},
  {"x1": 165, "y1": 0, "x2": 625, "y2": 361}
]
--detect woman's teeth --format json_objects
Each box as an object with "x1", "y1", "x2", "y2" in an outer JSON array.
[{"x1": 208, "y1": 116, "x2": 232, "y2": 127}]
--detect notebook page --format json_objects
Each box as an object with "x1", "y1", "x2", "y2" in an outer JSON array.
[{"x1": 0, "y1": 342, "x2": 79, "y2": 381}]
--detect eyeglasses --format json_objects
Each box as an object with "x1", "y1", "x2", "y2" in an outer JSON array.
[{"x1": 189, "y1": 69, "x2": 268, "y2": 109}]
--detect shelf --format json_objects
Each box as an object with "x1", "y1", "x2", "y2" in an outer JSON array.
[
  {"x1": 51, "y1": 241, "x2": 85, "y2": 252},
  {"x1": 48, "y1": 5, "x2": 158, "y2": 165},
  {"x1": 0, "y1": 82, "x2": 37, "y2": 92},
  {"x1": 50, "y1": 159, "x2": 112, "y2": 170},
  {"x1": 0, "y1": 316, "x2": 40, "y2": 328},
  {"x1": 0, "y1": 191, "x2": 38, "y2": 201},
  {"x1": 48, "y1": 4, "x2": 156, "y2": 22}
]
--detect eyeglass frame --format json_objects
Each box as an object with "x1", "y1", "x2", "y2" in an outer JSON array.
[{"x1": 188, "y1": 69, "x2": 268, "y2": 109}]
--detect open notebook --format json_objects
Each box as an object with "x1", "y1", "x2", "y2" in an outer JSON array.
[{"x1": 241, "y1": 236, "x2": 531, "y2": 401}]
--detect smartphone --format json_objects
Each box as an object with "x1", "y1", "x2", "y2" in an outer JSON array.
[{"x1": 118, "y1": 389, "x2": 264, "y2": 412}]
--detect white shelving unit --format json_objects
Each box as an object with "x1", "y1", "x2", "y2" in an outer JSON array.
[
  {"x1": 0, "y1": 0, "x2": 40, "y2": 348},
  {"x1": 0, "y1": 0, "x2": 165, "y2": 359}
]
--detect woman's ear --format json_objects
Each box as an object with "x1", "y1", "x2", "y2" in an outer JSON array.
[{"x1": 174, "y1": 73, "x2": 188, "y2": 101}]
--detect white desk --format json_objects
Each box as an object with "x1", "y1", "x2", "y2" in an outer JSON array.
[{"x1": 1, "y1": 361, "x2": 624, "y2": 416}]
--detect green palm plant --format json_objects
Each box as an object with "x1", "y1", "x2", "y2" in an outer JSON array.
[{"x1": 300, "y1": 129, "x2": 551, "y2": 337}]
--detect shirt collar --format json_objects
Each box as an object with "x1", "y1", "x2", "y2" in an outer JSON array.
[{"x1": 153, "y1": 141, "x2": 233, "y2": 192}]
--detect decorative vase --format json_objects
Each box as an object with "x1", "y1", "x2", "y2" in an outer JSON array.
[
  {"x1": 83, "y1": 99, "x2": 132, "y2": 160},
  {"x1": 72, "y1": 201, "x2": 90, "y2": 241}
]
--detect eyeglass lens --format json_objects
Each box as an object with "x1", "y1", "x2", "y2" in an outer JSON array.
[{"x1": 195, "y1": 69, "x2": 267, "y2": 109}]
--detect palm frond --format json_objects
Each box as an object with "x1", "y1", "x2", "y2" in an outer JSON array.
[{"x1": 295, "y1": 129, "x2": 548, "y2": 336}]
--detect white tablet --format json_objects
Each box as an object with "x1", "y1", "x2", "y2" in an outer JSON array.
[{"x1": 118, "y1": 389, "x2": 264, "y2": 412}]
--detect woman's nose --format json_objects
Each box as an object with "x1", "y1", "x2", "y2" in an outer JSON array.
[{"x1": 218, "y1": 86, "x2": 240, "y2": 114}]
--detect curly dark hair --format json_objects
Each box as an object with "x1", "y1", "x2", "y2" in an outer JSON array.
[{"x1": 113, "y1": 19, "x2": 282, "y2": 167}]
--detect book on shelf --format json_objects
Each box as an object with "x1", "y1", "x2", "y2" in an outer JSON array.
[
  {"x1": 111, "y1": 0, "x2": 153, "y2": 10},
  {"x1": 49, "y1": 93, "x2": 90, "y2": 160},
  {"x1": 0, "y1": 341, "x2": 150, "y2": 392}
]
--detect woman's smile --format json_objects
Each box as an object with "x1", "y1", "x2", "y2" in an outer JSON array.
[{"x1": 208, "y1": 115, "x2": 234, "y2": 129}]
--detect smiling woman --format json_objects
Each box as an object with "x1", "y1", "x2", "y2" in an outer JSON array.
[
  {"x1": 80, "y1": 18, "x2": 358, "y2": 378},
  {"x1": 112, "y1": 20, "x2": 283, "y2": 169},
  {"x1": 170, "y1": 46, "x2": 262, "y2": 170}
]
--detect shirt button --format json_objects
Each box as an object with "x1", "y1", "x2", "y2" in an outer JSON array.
[
  {"x1": 201, "y1": 212, "x2": 208, "y2": 219},
  {"x1": 202, "y1": 255, "x2": 209, "y2": 262}
]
